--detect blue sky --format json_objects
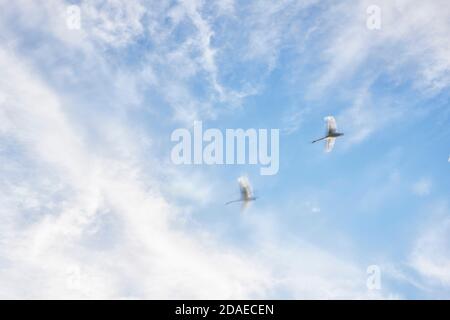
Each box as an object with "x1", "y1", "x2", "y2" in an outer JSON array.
[{"x1": 0, "y1": 0, "x2": 449, "y2": 299}]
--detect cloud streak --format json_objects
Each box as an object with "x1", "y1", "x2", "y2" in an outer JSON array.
[
  {"x1": 1, "y1": 0, "x2": 449, "y2": 299},
  {"x1": 0, "y1": 2, "x2": 379, "y2": 299}
]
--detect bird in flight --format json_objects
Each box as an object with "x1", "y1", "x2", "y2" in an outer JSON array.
[
  {"x1": 225, "y1": 176, "x2": 257, "y2": 210},
  {"x1": 312, "y1": 116, "x2": 344, "y2": 152}
]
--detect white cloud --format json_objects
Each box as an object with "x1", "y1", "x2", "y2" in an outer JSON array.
[
  {"x1": 0, "y1": 10, "x2": 385, "y2": 299},
  {"x1": 267, "y1": 0, "x2": 450, "y2": 140},
  {"x1": 81, "y1": 0, "x2": 146, "y2": 47},
  {"x1": 0, "y1": 47, "x2": 273, "y2": 299},
  {"x1": 0, "y1": 0, "x2": 419, "y2": 299},
  {"x1": 281, "y1": 106, "x2": 312, "y2": 135},
  {"x1": 410, "y1": 203, "x2": 450, "y2": 287},
  {"x1": 313, "y1": 0, "x2": 450, "y2": 94},
  {"x1": 338, "y1": 84, "x2": 404, "y2": 147},
  {"x1": 240, "y1": 0, "x2": 318, "y2": 70},
  {"x1": 296, "y1": 0, "x2": 450, "y2": 143},
  {"x1": 412, "y1": 178, "x2": 432, "y2": 196}
]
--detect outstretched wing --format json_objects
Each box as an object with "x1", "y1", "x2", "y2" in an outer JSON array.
[
  {"x1": 324, "y1": 116, "x2": 337, "y2": 134},
  {"x1": 238, "y1": 176, "x2": 253, "y2": 200},
  {"x1": 325, "y1": 137, "x2": 336, "y2": 153}
]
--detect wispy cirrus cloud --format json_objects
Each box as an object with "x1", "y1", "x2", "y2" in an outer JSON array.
[
  {"x1": 0, "y1": 45, "x2": 272, "y2": 298},
  {"x1": 283, "y1": 0, "x2": 450, "y2": 143},
  {"x1": 0, "y1": 0, "x2": 387, "y2": 299},
  {"x1": 1, "y1": 0, "x2": 449, "y2": 299},
  {"x1": 409, "y1": 202, "x2": 450, "y2": 287}
]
